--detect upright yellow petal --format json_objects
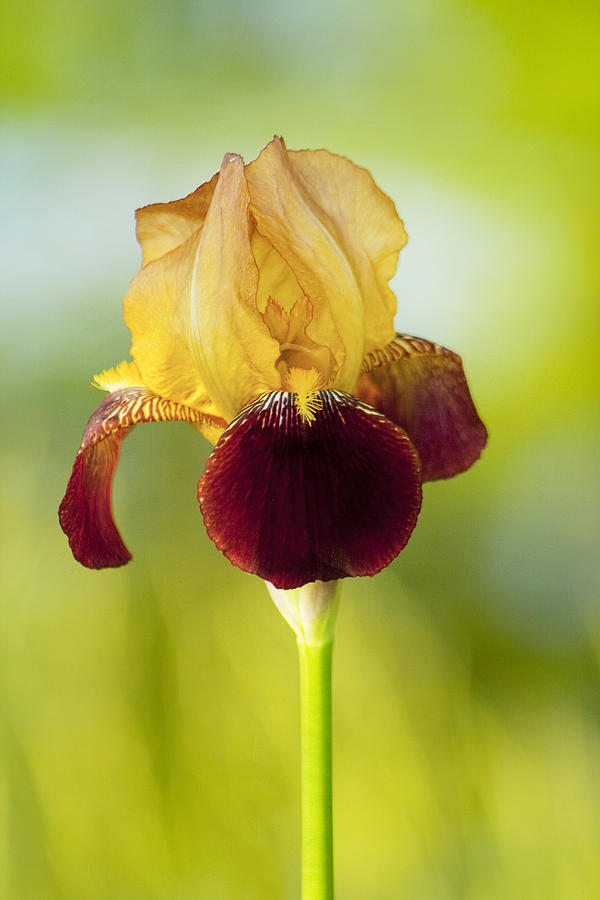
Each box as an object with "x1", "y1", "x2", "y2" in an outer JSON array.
[
  {"x1": 135, "y1": 174, "x2": 219, "y2": 266},
  {"x1": 245, "y1": 137, "x2": 405, "y2": 391},
  {"x1": 185, "y1": 153, "x2": 280, "y2": 419},
  {"x1": 123, "y1": 231, "x2": 219, "y2": 414},
  {"x1": 245, "y1": 137, "x2": 365, "y2": 392},
  {"x1": 286, "y1": 146, "x2": 407, "y2": 356}
]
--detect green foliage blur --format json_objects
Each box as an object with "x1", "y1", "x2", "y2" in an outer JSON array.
[{"x1": 1, "y1": 0, "x2": 599, "y2": 897}]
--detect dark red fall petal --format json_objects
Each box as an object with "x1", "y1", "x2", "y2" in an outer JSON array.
[
  {"x1": 59, "y1": 388, "x2": 226, "y2": 569},
  {"x1": 198, "y1": 391, "x2": 422, "y2": 590},
  {"x1": 355, "y1": 335, "x2": 487, "y2": 482},
  {"x1": 59, "y1": 430, "x2": 131, "y2": 568}
]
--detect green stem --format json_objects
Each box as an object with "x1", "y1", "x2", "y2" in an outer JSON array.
[{"x1": 298, "y1": 638, "x2": 334, "y2": 900}]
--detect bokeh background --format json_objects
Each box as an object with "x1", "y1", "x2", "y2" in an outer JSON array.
[{"x1": 1, "y1": 0, "x2": 599, "y2": 897}]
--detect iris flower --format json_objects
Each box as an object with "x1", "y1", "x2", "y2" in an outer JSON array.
[{"x1": 59, "y1": 137, "x2": 486, "y2": 590}]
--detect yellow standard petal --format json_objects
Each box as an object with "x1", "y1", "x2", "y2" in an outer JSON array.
[
  {"x1": 184, "y1": 153, "x2": 280, "y2": 420},
  {"x1": 286, "y1": 145, "x2": 407, "y2": 357},
  {"x1": 136, "y1": 173, "x2": 219, "y2": 266},
  {"x1": 245, "y1": 138, "x2": 364, "y2": 392},
  {"x1": 246, "y1": 137, "x2": 406, "y2": 392},
  {"x1": 126, "y1": 155, "x2": 279, "y2": 422},
  {"x1": 124, "y1": 231, "x2": 221, "y2": 414}
]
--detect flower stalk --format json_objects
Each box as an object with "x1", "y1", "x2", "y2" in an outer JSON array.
[
  {"x1": 267, "y1": 580, "x2": 339, "y2": 900},
  {"x1": 298, "y1": 637, "x2": 334, "y2": 900}
]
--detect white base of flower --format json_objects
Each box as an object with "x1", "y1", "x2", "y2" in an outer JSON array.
[{"x1": 265, "y1": 580, "x2": 340, "y2": 646}]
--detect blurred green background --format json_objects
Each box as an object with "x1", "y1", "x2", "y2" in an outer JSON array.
[{"x1": 1, "y1": 0, "x2": 599, "y2": 897}]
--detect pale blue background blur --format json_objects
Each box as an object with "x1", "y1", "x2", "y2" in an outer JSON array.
[{"x1": 1, "y1": 0, "x2": 599, "y2": 897}]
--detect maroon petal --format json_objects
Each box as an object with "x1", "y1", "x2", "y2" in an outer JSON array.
[
  {"x1": 355, "y1": 335, "x2": 487, "y2": 482},
  {"x1": 59, "y1": 388, "x2": 226, "y2": 569},
  {"x1": 60, "y1": 429, "x2": 130, "y2": 568},
  {"x1": 198, "y1": 391, "x2": 422, "y2": 590}
]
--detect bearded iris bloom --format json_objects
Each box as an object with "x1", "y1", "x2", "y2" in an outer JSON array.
[{"x1": 59, "y1": 137, "x2": 486, "y2": 589}]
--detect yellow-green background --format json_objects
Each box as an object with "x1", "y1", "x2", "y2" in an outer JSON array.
[{"x1": 1, "y1": 0, "x2": 599, "y2": 897}]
